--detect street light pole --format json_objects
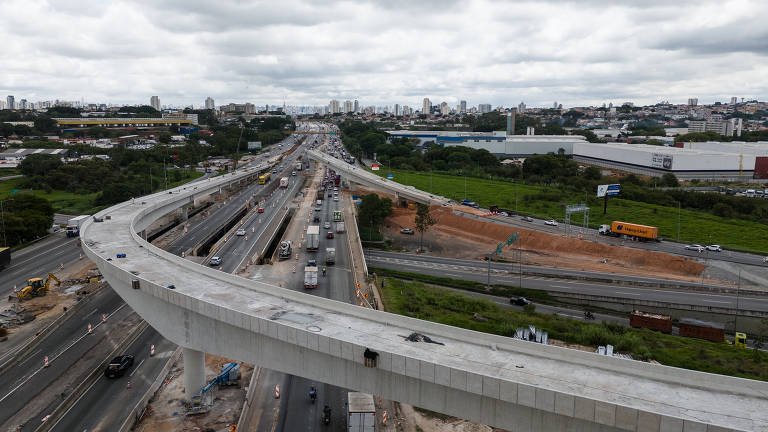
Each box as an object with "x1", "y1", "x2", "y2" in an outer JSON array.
[{"x1": 677, "y1": 201, "x2": 681, "y2": 242}]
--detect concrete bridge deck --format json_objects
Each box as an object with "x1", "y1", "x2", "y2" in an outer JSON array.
[{"x1": 82, "y1": 159, "x2": 768, "y2": 432}]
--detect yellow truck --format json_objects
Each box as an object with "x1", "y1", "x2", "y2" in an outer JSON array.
[{"x1": 598, "y1": 221, "x2": 659, "y2": 242}]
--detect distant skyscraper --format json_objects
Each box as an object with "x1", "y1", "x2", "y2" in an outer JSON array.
[
  {"x1": 205, "y1": 97, "x2": 215, "y2": 110},
  {"x1": 343, "y1": 100, "x2": 353, "y2": 113},
  {"x1": 394, "y1": 104, "x2": 401, "y2": 116},
  {"x1": 6, "y1": 95, "x2": 15, "y2": 110},
  {"x1": 353, "y1": 99, "x2": 359, "y2": 113},
  {"x1": 440, "y1": 102, "x2": 449, "y2": 115},
  {"x1": 730, "y1": 96, "x2": 738, "y2": 105},
  {"x1": 517, "y1": 101, "x2": 526, "y2": 113},
  {"x1": 687, "y1": 98, "x2": 698, "y2": 106},
  {"x1": 553, "y1": 101, "x2": 558, "y2": 109},
  {"x1": 478, "y1": 103, "x2": 491, "y2": 114},
  {"x1": 459, "y1": 100, "x2": 467, "y2": 114},
  {"x1": 402, "y1": 105, "x2": 410, "y2": 116},
  {"x1": 329, "y1": 99, "x2": 340, "y2": 114},
  {"x1": 422, "y1": 98, "x2": 431, "y2": 115},
  {"x1": 150, "y1": 96, "x2": 160, "y2": 111}
]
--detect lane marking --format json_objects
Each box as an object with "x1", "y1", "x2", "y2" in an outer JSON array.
[
  {"x1": 614, "y1": 292, "x2": 642, "y2": 296},
  {"x1": 703, "y1": 300, "x2": 731, "y2": 304},
  {"x1": 129, "y1": 358, "x2": 146, "y2": 377}
]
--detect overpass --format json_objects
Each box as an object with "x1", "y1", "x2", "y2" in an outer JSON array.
[
  {"x1": 82, "y1": 156, "x2": 768, "y2": 432},
  {"x1": 306, "y1": 150, "x2": 452, "y2": 206},
  {"x1": 54, "y1": 117, "x2": 193, "y2": 127}
]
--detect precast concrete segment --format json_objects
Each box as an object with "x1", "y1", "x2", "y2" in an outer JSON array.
[
  {"x1": 305, "y1": 150, "x2": 451, "y2": 206},
  {"x1": 81, "y1": 162, "x2": 768, "y2": 432}
]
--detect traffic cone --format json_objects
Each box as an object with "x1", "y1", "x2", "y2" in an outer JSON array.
[
  {"x1": 295, "y1": 253, "x2": 298, "y2": 260},
  {"x1": 13, "y1": 285, "x2": 17, "y2": 293},
  {"x1": 252, "y1": 226, "x2": 255, "y2": 233},
  {"x1": 181, "y1": 251, "x2": 185, "y2": 258},
  {"x1": 101, "y1": 313, "x2": 106, "y2": 323},
  {"x1": 44, "y1": 356, "x2": 49, "y2": 367},
  {"x1": 298, "y1": 243, "x2": 301, "y2": 249},
  {"x1": 382, "y1": 410, "x2": 387, "y2": 424},
  {"x1": 127, "y1": 380, "x2": 131, "y2": 389},
  {"x1": 274, "y1": 385, "x2": 280, "y2": 399},
  {"x1": 150, "y1": 345, "x2": 155, "y2": 356},
  {"x1": 79, "y1": 253, "x2": 83, "y2": 260},
  {"x1": 87, "y1": 324, "x2": 93, "y2": 334},
  {"x1": 292, "y1": 265, "x2": 296, "y2": 273}
]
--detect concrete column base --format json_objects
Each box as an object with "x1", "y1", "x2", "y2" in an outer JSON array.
[{"x1": 183, "y1": 347, "x2": 206, "y2": 396}]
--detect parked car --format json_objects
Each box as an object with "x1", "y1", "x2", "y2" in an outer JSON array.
[
  {"x1": 684, "y1": 244, "x2": 704, "y2": 251},
  {"x1": 209, "y1": 256, "x2": 222, "y2": 266},
  {"x1": 510, "y1": 297, "x2": 531, "y2": 306},
  {"x1": 400, "y1": 228, "x2": 415, "y2": 235},
  {"x1": 706, "y1": 244, "x2": 723, "y2": 252},
  {"x1": 544, "y1": 219, "x2": 558, "y2": 226},
  {"x1": 236, "y1": 228, "x2": 246, "y2": 236},
  {"x1": 327, "y1": 231, "x2": 334, "y2": 239},
  {"x1": 521, "y1": 216, "x2": 533, "y2": 222},
  {"x1": 105, "y1": 355, "x2": 134, "y2": 378}
]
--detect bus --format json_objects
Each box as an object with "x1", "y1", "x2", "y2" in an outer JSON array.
[{"x1": 258, "y1": 173, "x2": 271, "y2": 184}]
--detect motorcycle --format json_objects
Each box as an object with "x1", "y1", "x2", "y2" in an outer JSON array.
[
  {"x1": 322, "y1": 406, "x2": 331, "y2": 425},
  {"x1": 322, "y1": 267, "x2": 326, "y2": 276},
  {"x1": 309, "y1": 387, "x2": 317, "y2": 403},
  {"x1": 584, "y1": 311, "x2": 595, "y2": 320}
]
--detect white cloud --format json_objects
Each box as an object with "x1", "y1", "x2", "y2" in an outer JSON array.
[{"x1": 1, "y1": 0, "x2": 766, "y2": 108}]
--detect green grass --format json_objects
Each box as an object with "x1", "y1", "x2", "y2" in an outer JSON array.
[
  {"x1": 374, "y1": 169, "x2": 768, "y2": 254},
  {"x1": 379, "y1": 277, "x2": 768, "y2": 381}
]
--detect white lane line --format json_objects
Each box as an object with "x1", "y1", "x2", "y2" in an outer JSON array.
[
  {"x1": 703, "y1": 300, "x2": 731, "y2": 304},
  {"x1": 129, "y1": 358, "x2": 146, "y2": 377},
  {"x1": 614, "y1": 292, "x2": 642, "y2": 296},
  {"x1": 3, "y1": 239, "x2": 77, "y2": 271}
]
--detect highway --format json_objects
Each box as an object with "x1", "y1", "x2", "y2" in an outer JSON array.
[
  {"x1": 0, "y1": 232, "x2": 81, "y2": 298},
  {"x1": 49, "y1": 326, "x2": 175, "y2": 432},
  {"x1": 364, "y1": 250, "x2": 768, "y2": 311}
]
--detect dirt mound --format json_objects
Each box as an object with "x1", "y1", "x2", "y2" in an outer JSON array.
[{"x1": 385, "y1": 205, "x2": 705, "y2": 280}]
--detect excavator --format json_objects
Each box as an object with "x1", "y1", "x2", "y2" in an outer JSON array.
[{"x1": 16, "y1": 273, "x2": 60, "y2": 301}]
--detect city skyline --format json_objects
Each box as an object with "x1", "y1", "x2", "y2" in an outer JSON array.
[{"x1": 1, "y1": 0, "x2": 767, "y2": 108}]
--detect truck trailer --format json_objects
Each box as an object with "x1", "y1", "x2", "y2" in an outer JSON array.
[
  {"x1": 347, "y1": 392, "x2": 375, "y2": 432},
  {"x1": 66, "y1": 215, "x2": 90, "y2": 237},
  {"x1": 629, "y1": 310, "x2": 672, "y2": 333},
  {"x1": 303, "y1": 266, "x2": 318, "y2": 289},
  {"x1": 306, "y1": 226, "x2": 320, "y2": 251},
  {"x1": 325, "y1": 247, "x2": 336, "y2": 265},
  {"x1": 0, "y1": 247, "x2": 10, "y2": 270},
  {"x1": 598, "y1": 221, "x2": 659, "y2": 242}
]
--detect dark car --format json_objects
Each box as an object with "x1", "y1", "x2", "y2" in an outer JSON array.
[
  {"x1": 510, "y1": 296, "x2": 531, "y2": 306},
  {"x1": 327, "y1": 231, "x2": 334, "y2": 239},
  {"x1": 105, "y1": 355, "x2": 134, "y2": 378}
]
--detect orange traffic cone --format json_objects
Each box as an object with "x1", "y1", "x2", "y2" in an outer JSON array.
[
  {"x1": 79, "y1": 253, "x2": 83, "y2": 260},
  {"x1": 127, "y1": 380, "x2": 132, "y2": 389},
  {"x1": 382, "y1": 410, "x2": 388, "y2": 424},
  {"x1": 101, "y1": 313, "x2": 106, "y2": 323},
  {"x1": 274, "y1": 385, "x2": 280, "y2": 399},
  {"x1": 44, "y1": 356, "x2": 49, "y2": 367},
  {"x1": 181, "y1": 251, "x2": 185, "y2": 258},
  {"x1": 292, "y1": 266, "x2": 296, "y2": 273},
  {"x1": 252, "y1": 226, "x2": 255, "y2": 233},
  {"x1": 150, "y1": 345, "x2": 155, "y2": 356},
  {"x1": 87, "y1": 324, "x2": 93, "y2": 334},
  {"x1": 13, "y1": 285, "x2": 17, "y2": 293}
]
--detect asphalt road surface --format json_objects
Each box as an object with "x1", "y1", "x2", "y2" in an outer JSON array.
[
  {"x1": 49, "y1": 326, "x2": 174, "y2": 432},
  {"x1": 0, "y1": 233, "x2": 81, "y2": 298},
  {"x1": 364, "y1": 250, "x2": 768, "y2": 312}
]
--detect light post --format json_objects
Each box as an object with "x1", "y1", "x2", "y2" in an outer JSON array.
[
  {"x1": 677, "y1": 201, "x2": 681, "y2": 242},
  {"x1": 0, "y1": 199, "x2": 7, "y2": 247}
]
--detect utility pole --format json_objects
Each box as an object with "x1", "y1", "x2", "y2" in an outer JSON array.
[
  {"x1": 677, "y1": 201, "x2": 681, "y2": 241},
  {"x1": 0, "y1": 200, "x2": 6, "y2": 247}
]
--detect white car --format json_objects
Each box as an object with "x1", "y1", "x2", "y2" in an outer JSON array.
[
  {"x1": 685, "y1": 244, "x2": 704, "y2": 251},
  {"x1": 324, "y1": 222, "x2": 331, "y2": 229},
  {"x1": 333, "y1": 196, "x2": 339, "y2": 202},
  {"x1": 209, "y1": 256, "x2": 222, "y2": 266},
  {"x1": 706, "y1": 244, "x2": 722, "y2": 252},
  {"x1": 236, "y1": 228, "x2": 246, "y2": 236},
  {"x1": 544, "y1": 219, "x2": 558, "y2": 226}
]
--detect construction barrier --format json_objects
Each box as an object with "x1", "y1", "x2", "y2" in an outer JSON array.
[
  {"x1": 44, "y1": 356, "x2": 49, "y2": 367},
  {"x1": 101, "y1": 314, "x2": 107, "y2": 323},
  {"x1": 382, "y1": 410, "x2": 387, "y2": 424},
  {"x1": 150, "y1": 345, "x2": 155, "y2": 356},
  {"x1": 274, "y1": 385, "x2": 280, "y2": 399},
  {"x1": 87, "y1": 324, "x2": 93, "y2": 334}
]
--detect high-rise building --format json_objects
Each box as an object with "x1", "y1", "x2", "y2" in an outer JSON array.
[
  {"x1": 459, "y1": 100, "x2": 467, "y2": 114},
  {"x1": 6, "y1": 95, "x2": 15, "y2": 110},
  {"x1": 329, "y1": 100, "x2": 340, "y2": 114},
  {"x1": 517, "y1": 101, "x2": 526, "y2": 113},
  {"x1": 393, "y1": 104, "x2": 401, "y2": 116},
  {"x1": 353, "y1": 99, "x2": 359, "y2": 113},
  {"x1": 343, "y1": 100, "x2": 353, "y2": 113},
  {"x1": 478, "y1": 103, "x2": 491, "y2": 114},
  {"x1": 150, "y1": 96, "x2": 160, "y2": 111},
  {"x1": 730, "y1": 97, "x2": 738, "y2": 105},
  {"x1": 687, "y1": 98, "x2": 698, "y2": 106},
  {"x1": 19, "y1": 99, "x2": 28, "y2": 110},
  {"x1": 553, "y1": 101, "x2": 558, "y2": 109},
  {"x1": 205, "y1": 97, "x2": 215, "y2": 110},
  {"x1": 422, "y1": 98, "x2": 431, "y2": 116},
  {"x1": 439, "y1": 102, "x2": 449, "y2": 116},
  {"x1": 402, "y1": 105, "x2": 410, "y2": 116}
]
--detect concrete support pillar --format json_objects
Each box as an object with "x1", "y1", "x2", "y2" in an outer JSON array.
[{"x1": 183, "y1": 347, "x2": 206, "y2": 396}]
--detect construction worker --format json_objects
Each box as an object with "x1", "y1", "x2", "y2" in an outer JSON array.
[{"x1": 322, "y1": 266, "x2": 326, "y2": 276}]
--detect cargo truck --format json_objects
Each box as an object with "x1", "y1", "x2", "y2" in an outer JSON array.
[
  {"x1": 347, "y1": 392, "x2": 375, "y2": 432},
  {"x1": 332, "y1": 210, "x2": 342, "y2": 222},
  {"x1": 295, "y1": 161, "x2": 302, "y2": 171},
  {"x1": 325, "y1": 247, "x2": 336, "y2": 265},
  {"x1": 0, "y1": 247, "x2": 10, "y2": 270},
  {"x1": 306, "y1": 226, "x2": 320, "y2": 251},
  {"x1": 629, "y1": 310, "x2": 672, "y2": 333},
  {"x1": 278, "y1": 241, "x2": 292, "y2": 260},
  {"x1": 335, "y1": 221, "x2": 345, "y2": 233},
  {"x1": 279, "y1": 177, "x2": 289, "y2": 188},
  {"x1": 598, "y1": 221, "x2": 659, "y2": 242},
  {"x1": 66, "y1": 215, "x2": 90, "y2": 237},
  {"x1": 303, "y1": 265, "x2": 318, "y2": 289}
]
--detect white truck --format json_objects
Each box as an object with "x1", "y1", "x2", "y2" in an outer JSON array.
[
  {"x1": 306, "y1": 226, "x2": 320, "y2": 251},
  {"x1": 325, "y1": 247, "x2": 336, "y2": 265},
  {"x1": 303, "y1": 266, "x2": 318, "y2": 289},
  {"x1": 66, "y1": 215, "x2": 90, "y2": 237},
  {"x1": 335, "y1": 221, "x2": 345, "y2": 233},
  {"x1": 279, "y1": 177, "x2": 289, "y2": 188},
  {"x1": 347, "y1": 392, "x2": 375, "y2": 432}
]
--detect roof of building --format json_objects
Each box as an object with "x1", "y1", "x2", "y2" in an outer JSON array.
[{"x1": 0, "y1": 148, "x2": 69, "y2": 158}]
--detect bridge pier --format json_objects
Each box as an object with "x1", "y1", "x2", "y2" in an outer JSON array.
[{"x1": 183, "y1": 347, "x2": 206, "y2": 396}]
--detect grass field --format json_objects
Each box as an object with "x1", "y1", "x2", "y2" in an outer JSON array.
[
  {"x1": 379, "y1": 277, "x2": 768, "y2": 381},
  {"x1": 374, "y1": 169, "x2": 768, "y2": 254}
]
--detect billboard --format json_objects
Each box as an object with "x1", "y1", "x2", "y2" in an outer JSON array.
[
  {"x1": 651, "y1": 153, "x2": 673, "y2": 170},
  {"x1": 597, "y1": 184, "x2": 620, "y2": 198},
  {"x1": 247, "y1": 141, "x2": 262, "y2": 150},
  {"x1": 371, "y1": 163, "x2": 380, "y2": 171}
]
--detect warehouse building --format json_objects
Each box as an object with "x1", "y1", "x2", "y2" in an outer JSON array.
[
  {"x1": 387, "y1": 130, "x2": 585, "y2": 156},
  {"x1": 573, "y1": 142, "x2": 763, "y2": 181}
]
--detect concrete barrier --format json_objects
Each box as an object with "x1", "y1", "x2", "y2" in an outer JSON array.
[{"x1": 118, "y1": 346, "x2": 182, "y2": 432}]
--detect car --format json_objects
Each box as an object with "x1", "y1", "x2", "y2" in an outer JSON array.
[
  {"x1": 258, "y1": 208, "x2": 264, "y2": 213},
  {"x1": 271, "y1": 169, "x2": 277, "y2": 174},
  {"x1": 400, "y1": 228, "x2": 415, "y2": 235},
  {"x1": 236, "y1": 228, "x2": 246, "y2": 236},
  {"x1": 105, "y1": 355, "x2": 134, "y2": 378},
  {"x1": 510, "y1": 297, "x2": 531, "y2": 306},
  {"x1": 327, "y1": 232, "x2": 334, "y2": 239},
  {"x1": 209, "y1": 256, "x2": 222, "y2": 266},
  {"x1": 706, "y1": 244, "x2": 723, "y2": 252},
  {"x1": 308, "y1": 259, "x2": 317, "y2": 267},
  {"x1": 328, "y1": 192, "x2": 333, "y2": 197},
  {"x1": 291, "y1": 171, "x2": 297, "y2": 176},
  {"x1": 544, "y1": 219, "x2": 558, "y2": 226},
  {"x1": 313, "y1": 216, "x2": 320, "y2": 222},
  {"x1": 521, "y1": 216, "x2": 533, "y2": 222},
  {"x1": 324, "y1": 222, "x2": 331, "y2": 229},
  {"x1": 333, "y1": 196, "x2": 339, "y2": 202},
  {"x1": 684, "y1": 244, "x2": 704, "y2": 251}
]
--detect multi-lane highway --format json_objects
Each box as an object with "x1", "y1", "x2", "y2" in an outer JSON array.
[
  {"x1": 364, "y1": 250, "x2": 768, "y2": 311},
  {"x1": 0, "y1": 233, "x2": 81, "y2": 298}
]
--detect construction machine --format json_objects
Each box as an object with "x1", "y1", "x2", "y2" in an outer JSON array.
[{"x1": 17, "y1": 273, "x2": 61, "y2": 301}]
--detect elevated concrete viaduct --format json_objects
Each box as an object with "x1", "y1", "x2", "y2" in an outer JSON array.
[{"x1": 82, "y1": 156, "x2": 768, "y2": 432}]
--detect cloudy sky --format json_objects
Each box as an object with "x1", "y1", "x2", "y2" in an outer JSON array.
[{"x1": 2, "y1": 0, "x2": 767, "y2": 109}]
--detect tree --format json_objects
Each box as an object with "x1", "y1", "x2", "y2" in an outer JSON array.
[
  {"x1": 358, "y1": 194, "x2": 393, "y2": 238},
  {"x1": 414, "y1": 204, "x2": 436, "y2": 252},
  {"x1": 583, "y1": 166, "x2": 602, "y2": 180},
  {"x1": 19, "y1": 154, "x2": 63, "y2": 177},
  {"x1": 660, "y1": 173, "x2": 679, "y2": 187}
]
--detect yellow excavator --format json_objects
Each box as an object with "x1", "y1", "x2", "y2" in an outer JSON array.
[{"x1": 16, "y1": 273, "x2": 61, "y2": 301}]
